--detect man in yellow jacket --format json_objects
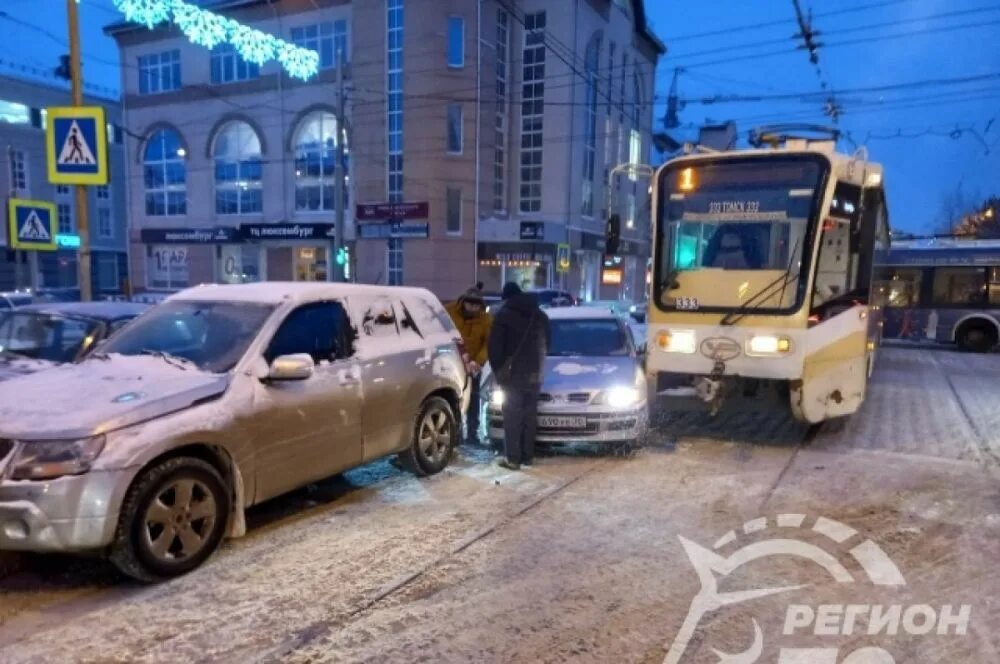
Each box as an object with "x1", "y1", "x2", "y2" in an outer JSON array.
[{"x1": 445, "y1": 287, "x2": 493, "y2": 444}]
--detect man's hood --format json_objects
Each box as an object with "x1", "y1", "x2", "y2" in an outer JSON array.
[
  {"x1": 542, "y1": 355, "x2": 639, "y2": 394},
  {"x1": 500, "y1": 292, "x2": 540, "y2": 320},
  {"x1": 0, "y1": 355, "x2": 59, "y2": 383},
  {"x1": 0, "y1": 354, "x2": 230, "y2": 440}
]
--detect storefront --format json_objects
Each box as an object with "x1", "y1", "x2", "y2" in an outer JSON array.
[
  {"x1": 139, "y1": 228, "x2": 241, "y2": 291},
  {"x1": 240, "y1": 223, "x2": 339, "y2": 283},
  {"x1": 477, "y1": 242, "x2": 555, "y2": 293}
]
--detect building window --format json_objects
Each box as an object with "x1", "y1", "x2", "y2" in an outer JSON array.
[
  {"x1": 447, "y1": 16, "x2": 464, "y2": 68},
  {"x1": 446, "y1": 187, "x2": 461, "y2": 235},
  {"x1": 138, "y1": 50, "x2": 181, "y2": 94},
  {"x1": 519, "y1": 11, "x2": 546, "y2": 214},
  {"x1": 629, "y1": 128, "x2": 641, "y2": 178},
  {"x1": 581, "y1": 35, "x2": 600, "y2": 218},
  {"x1": 0, "y1": 101, "x2": 30, "y2": 125},
  {"x1": 387, "y1": 0, "x2": 404, "y2": 202},
  {"x1": 149, "y1": 245, "x2": 189, "y2": 290},
  {"x1": 626, "y1": 193, "x2": 636, "y2": 230},
  {"x1": 57, "y1": 203, "x2": 73, "y2": 234},
  {"x1": 291, "y1": 21, "x2": 349, "y2": 69},
  {"x1": 213, "y1": 121, "x2": 263, "y2": 215},
  {"x1": 294, "y1": 111, "x2": 346, "y2": 212},
  {"x1": 619, "y1": 52, "x2": 628, "y2": 122},
  {"x1": 8, "y1": 149, "x2": 27, "y2": 192},
  {"x1": 447, "y1": 103, "x2": 463, "y2": 154},
  {"x1": 632, "y1": 70, "x2": 643, "y2": 128},
  {"x1": 96, "y1": 184, "x2": 110, "y2": 200},
  {"x1": 387, "y1": 237, "x2": 403, "y2": 285},
  {"x1": 97, "y1": 208, "x2": 113, "y2": 239},
  {"x1": 606, "y1": 41, "x2": 616, "y2": 116},
  {"x1": 210, "y1": 43, "x2": 260, "y2": 84},
  {"x1": 56, "y1": 185, "x2": 70, "y2": 196},
  {"x1": 493, "y1": 8, "x2": 509, "y2": 212},
  {"x1": 143, "y1": 128, "x2": 187, "y2": 216}
]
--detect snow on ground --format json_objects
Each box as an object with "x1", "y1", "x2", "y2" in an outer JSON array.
[{"x1": 1, "y1": 348, "x2": 999, "y2": 662}]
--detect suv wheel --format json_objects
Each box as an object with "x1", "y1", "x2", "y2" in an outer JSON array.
[
  {"x1": 399, "y1": 396, "x2": 458, "y2": 476},
  {"x1": 110, "y1": 457, "x2": 230, "y2": 582},
  {"x1": 957, "y1": 322, "x2": 998, "y2": 353}
]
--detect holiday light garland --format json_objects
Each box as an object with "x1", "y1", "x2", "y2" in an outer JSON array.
[{"x1": 112, "y1": 0, "x2": 319, "y2": 79}]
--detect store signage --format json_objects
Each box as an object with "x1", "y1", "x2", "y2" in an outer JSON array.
[
  {"x1": 520, "y1": 221, "x2": 545, "y2": 240},
  {"x1": 355, "y1": 201, "x2": 429, "y2": 221},
  {"x1": 240, "y1": 223, "x2": 337, "y2": 241},
  {"x1": 357, "y1": 222, "x2": 430, "y2": 239},
  {"x1": 602, "y1": 267, "x2": 623, "y2": 285},
  {"x1": 140, "y1": 227, "x2": 240, "y2": 244},
  {"x1": 56, "y1": 233, "x2": 81, "y2": 248},
  {"x1": 580, "y1": 233, "x2": 607, "y2": 252}
]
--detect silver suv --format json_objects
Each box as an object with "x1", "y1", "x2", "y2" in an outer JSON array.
[{"x1": 0, "y1": 283, "x2": 468, "y2": 581}]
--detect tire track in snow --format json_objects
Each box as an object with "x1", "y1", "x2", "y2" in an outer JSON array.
[{"x1": 256, "y1": 458, "x2": 609, "y2": 662}]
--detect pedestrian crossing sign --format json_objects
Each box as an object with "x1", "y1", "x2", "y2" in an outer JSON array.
[
  {"x1": 46, "y1": 106, "x2": 109, "y2": 185},
  {"x1": 7, "y1": 199, "x2": 58, "y2": 251}
]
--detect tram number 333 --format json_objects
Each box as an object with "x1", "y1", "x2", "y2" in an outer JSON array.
[{"x1": 676, "y1": 297, "x2": 700, "y2": 311}]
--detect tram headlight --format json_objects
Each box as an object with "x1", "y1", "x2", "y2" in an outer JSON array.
[
  {"x1": 746, "y1": 335, "x2": 793, "y2": 356},
  {"x1": 656, "y1": 329, "x2": 696, "y2": 354}
]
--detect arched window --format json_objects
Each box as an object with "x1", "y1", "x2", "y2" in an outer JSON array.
[
  {"x1": 213, "y1": 121, "x2": 262, "y2": 215},
  {"x1": 293, "y1": 111, "x2": 347, "y2": 211},
  {"x1": 581, "y1": 34, "x2": 600, "y2": 217},
  {"x1": 143, "y1": 128, "x2": 186, "y2": 216}
]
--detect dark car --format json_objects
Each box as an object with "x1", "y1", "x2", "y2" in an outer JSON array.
[
  {"x1": 530, "y1": 289, "x2": 577, "y2": 308},
  {"x1": 0, "y1": 292, "x2": 34, "y2": 310},
  {"x1": 0, "y1": 301, "x2": 148, "y2": 382}
]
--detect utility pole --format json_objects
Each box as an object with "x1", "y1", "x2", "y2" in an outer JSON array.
[
  {"x1": 333, "y1": 46, "x2": 346, "y2": 282},
  {"x1": 6, "y1": 145, "x2": 24, "y2": 291},
  {"x1": 66, "y1": 0, "x2": 92, "y2": 300}
]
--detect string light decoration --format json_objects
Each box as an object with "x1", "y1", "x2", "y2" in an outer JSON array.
[{"x1": 112, "y1": 0, "x2": 318, "y2": 79}]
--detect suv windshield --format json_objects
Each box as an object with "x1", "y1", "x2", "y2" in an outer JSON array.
[
  {"x1": 0, "y1": 311, "x2": 100, "y2": 363},
  {"x1": 656, "y1": 155, "x2": 826, "y2": 312},
  {"x1": 101, "y1": 300, "x2": 274, "y2": 373},
  {"x1": 549, "y1": 319, "x2": 629, "y2": 357}
]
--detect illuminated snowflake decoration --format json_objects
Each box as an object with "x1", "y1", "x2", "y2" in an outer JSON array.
[
  {"x1": 171, "y1": 2, "x2": 231, "y2": 50},
  {"x1": 112, "y1": 0, "x2": 318, "y2": 79}
]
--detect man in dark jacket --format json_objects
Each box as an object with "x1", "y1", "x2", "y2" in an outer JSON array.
[{"x1": 487, "y1": 282, "x2": 550, "y2": 470}]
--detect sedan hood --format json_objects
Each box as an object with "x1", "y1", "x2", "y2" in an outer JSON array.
[
  {"x1": 0, "y1": 354, "x2": 230, "y2": 440},
  {"x1": 0, "y1": 356, "x2": 58, "y2": 383},
  {"x1": 542, "y1": 356, "x2": 639, "y2": 393}
]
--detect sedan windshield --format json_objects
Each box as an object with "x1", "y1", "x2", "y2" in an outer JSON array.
[
  {"x1": 101, "y1": 300, "x2": 274, "y2": 373},
  {"x1": 549, "y1": 319, "x2": 629, "y2": 357},
  {"x1": 0, "y1": 312, "x2": 100, "y2": 363}
]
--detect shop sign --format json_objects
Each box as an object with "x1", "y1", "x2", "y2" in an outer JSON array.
[
  {"x1": 141, "y1": 227, "x2": 240, "y2": 244},
  {"x1": 602, "y1": 267, "x2": 623, "y2": 285},
  {"x1": 520, "y1": 221, "x2": 545, "y2": 240},
  {"x1": 580, "y1": 233, "x2": 607, "y2": 252},
  {"x1": 355, "y1": 201, "x2": 429, "y2": 221},
  {"x1": 240, "y1": 223, "x2": 337, "y2": 241},
  {"x1": 357, "y1": 222, "x2": 430, "y2": 239}
]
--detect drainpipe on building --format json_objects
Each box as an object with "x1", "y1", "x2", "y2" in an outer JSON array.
[
  {"x1": 473, "y1": 0, "x2": 482, "y2": 285},
  {"x1": 563, "y1": 0, "x2": 579, "y2": 291}
]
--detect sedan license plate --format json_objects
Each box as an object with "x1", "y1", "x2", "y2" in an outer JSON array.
[{"x1": 538, "y1": 415, "x2": 587, "y2": 429}]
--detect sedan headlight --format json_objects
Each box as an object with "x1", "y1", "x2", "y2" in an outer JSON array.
[
  {"x1": 10, "y1": 435, "x2": 106, "y2": 481},
  {"x1": 746, "y1": 335, "x2": 793, "y2": 356},
  {"x1": 603, "y1": 386, "x2": 642, "y2": 409},
  {"x1": 490, "y1": 389, "x2": 505, "y2": 407},
  {"x1": 655, "y1": 329, "x2": 696, "y2": 354}
]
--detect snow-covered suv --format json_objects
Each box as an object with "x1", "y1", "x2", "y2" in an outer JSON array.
[{"x1": 0, "y1": 283, "x2": 468, "y2": 581}]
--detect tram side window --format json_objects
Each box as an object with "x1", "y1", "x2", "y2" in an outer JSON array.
[
  {"x1": 931, "y1": 267, "x2": 987, "y2": 306},
  {"x1": 886, "y1": 268, "x2": 922, "y2": 307}
]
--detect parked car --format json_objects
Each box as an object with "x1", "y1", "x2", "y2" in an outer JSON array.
[
  {"x1": 486, "y1": 307, "x2": 647, "y2": 453},
  {"x1": 628, "y1": 302, "x2": 647, "y2": 323},
  {"x1": 0, "y1": 291, "x2": 33, "y2": 310},
  {"x1": 33, "y1": 287, "x2": 82, "y2": 303},
  {"x1": 0, "y1": 301, "x2": 149, "y2": 382},
  {"x1": 0, "y1": 283, "x2": 468, "y2": 581},
  {"x1": 530, "y1": 289, "x2": 577, "y2": 308}
]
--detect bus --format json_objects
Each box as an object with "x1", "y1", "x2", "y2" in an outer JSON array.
[
  {"x1": 877, "y1": 239, "x2": 1000, "y2": 352},
  {"x1": 646, "y1": 133, "x2": 890, "y2": 424}
]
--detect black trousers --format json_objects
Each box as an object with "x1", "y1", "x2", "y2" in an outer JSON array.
[
  {"x1": 501, "y1": 383, "x2": 541, "y2": 464},
  {"x1": 466, "y1": 374, "x2": 481, "y2": 442}
]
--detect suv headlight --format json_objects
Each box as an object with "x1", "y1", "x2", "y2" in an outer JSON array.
[{"x1": 9, "y1": 435, "x2": 106, "y2": 481}]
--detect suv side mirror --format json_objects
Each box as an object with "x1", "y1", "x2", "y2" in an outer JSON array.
[{"x1": 268, "y1": 354, "x2": 314, "y2": 381}]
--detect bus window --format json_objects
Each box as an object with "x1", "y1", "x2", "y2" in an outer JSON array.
[
  {"x1": 931, "y1": 267, "x2": 987, "y2": 306},
  {"x1": 887, "y1": 268, "x2": 922, "y2": 307},
  {"x1": 990, "y1": 267, "x2": 1000, "y2": 306}
]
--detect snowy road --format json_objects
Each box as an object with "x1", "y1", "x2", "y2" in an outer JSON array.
[{"x1": 1, "y1": 347, "x2": 999, "y2": 663}]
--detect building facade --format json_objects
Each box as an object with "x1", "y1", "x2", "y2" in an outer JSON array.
[
  {"x1": 0, "y1": 70, "x2": 129, "y2": 295},
  {"x1": 106, "y1": 0, "x2": 662, "y2": 301}
]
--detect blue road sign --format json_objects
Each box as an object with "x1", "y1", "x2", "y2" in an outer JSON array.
[
  {"x1": 46, "y1": 106, "x2": 109, "y2": 185},
  {"x1": 7, "y1": 199, "x2": 58, "y2": 251}
]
